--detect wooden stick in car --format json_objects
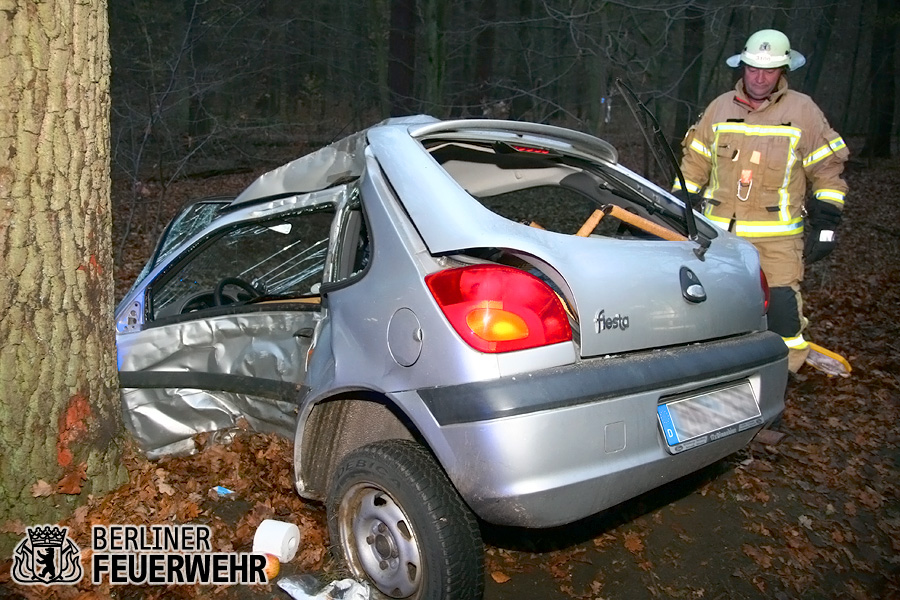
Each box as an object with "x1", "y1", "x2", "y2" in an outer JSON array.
[
  {"x1": 576, "y1": 209, "x2": 605, "y2": 237},
  {"x1": 603, "y1": 205, "x2": 688, "y2": 242}
]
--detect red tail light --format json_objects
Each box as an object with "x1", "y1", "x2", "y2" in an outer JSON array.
[
  {"x1": 760, "y1": 269, "x2": 770, "y2": 313},
  {"x1": 425, "y1": 265, "x2": 572, "y2": 353}
]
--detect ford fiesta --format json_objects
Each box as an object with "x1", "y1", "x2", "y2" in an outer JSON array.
[{"x1": 115, "y1": 114, "x2": 788, "y2": 600}]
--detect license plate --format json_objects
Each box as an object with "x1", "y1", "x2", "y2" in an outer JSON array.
[{"x1": 657, "y1": 381, "x2": 763, "y2": 454}]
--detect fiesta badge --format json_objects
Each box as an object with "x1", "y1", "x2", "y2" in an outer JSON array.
[{"x1": 12, "y1": 525, "x2": 84, "y2": 585}]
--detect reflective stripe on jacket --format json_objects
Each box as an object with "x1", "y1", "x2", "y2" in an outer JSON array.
[{"x1": 674, "y1": 78, "x2": 849, "y2": 239}]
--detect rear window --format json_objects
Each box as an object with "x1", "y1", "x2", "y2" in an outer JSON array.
[
  {"x1": 428, "y1": 140, "x2": 714, "y2": 242},
  {"x1": 477, "y1": 185, "x2": 620, "y2": 237}
]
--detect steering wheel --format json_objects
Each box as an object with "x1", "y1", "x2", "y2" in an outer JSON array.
[{"x1": 214, "y1": 277, "x2": 262, "y2": 306}]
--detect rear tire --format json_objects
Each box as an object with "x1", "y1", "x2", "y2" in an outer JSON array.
[{"x1": 327, "y1": 439, "x2": 484, "y2": 600}]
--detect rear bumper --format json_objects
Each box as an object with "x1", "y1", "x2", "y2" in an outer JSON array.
[{"x1": 404, "y1": 331, "x2": 787, "y2": 527}]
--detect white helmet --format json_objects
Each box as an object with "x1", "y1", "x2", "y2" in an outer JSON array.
[{"x1": 726, "y1": 29, "x2": 806, "y2": 71}]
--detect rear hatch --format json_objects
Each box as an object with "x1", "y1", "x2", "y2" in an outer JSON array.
[{"x1": 367, "y1": 122, "x2": 766, "y2": 359}]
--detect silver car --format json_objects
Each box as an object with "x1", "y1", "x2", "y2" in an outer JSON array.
[{"x1": 116, "y1": 115, "x2": 787, "y2": 600}]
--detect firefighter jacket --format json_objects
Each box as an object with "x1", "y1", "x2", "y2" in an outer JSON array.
[{"x1": 674, "y1": 77, "x2": 848, "y2": 239}]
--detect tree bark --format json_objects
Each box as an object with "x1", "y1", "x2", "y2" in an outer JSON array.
[
  {"x1": 0, "y1": 0, "x2": 126, "y2": 555},
  {"x1": 370, "y1": 0, "x2": 392, "y2": 118},
  {"x1": 388, "y1": 0, "x2": 417, "y2": 116},
  {"x1": 423, "y1": 0, "x2": 448, "y2": 116},
  {"x1": 861, "y1": 0, "x2": 897, "y2": 158},
  {"x1": 797, "y1": 2, "x2": 837, "y2": 97},
  {"x1": 184, "y1": 0, "x2": 213, "y2": 139},
  {"x1": 674, "y1": 5, "x2": 705, "y2": 142}
]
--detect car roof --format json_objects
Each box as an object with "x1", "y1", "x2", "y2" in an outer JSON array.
[
  {"x1": 230, "y1": 116, "x2": 618, "y2": 208},
  {"x1": 230, "y1": 115, "x2": 438, "y2": 207}
]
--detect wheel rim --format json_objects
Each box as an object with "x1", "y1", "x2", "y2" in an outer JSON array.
[{"x1": 339, "y1": 482, "x2": 423, "y2": 598}]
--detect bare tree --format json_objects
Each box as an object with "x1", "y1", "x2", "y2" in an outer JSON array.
[
  {"x1": 674, "y1": 5, "x2": 705, "y2": 141},
  {"x1": 388, "y1": 0, "x2": 417, "y2": 115},
  {"x1": 103, "y1": 0, "x2": 887, "y2": 221},
  {"x1": 861, "y1": 0, "x2": 896, "y2": 157},
  {"x1": 0, "y1": 0, "x2": 125, "y2": 554}
]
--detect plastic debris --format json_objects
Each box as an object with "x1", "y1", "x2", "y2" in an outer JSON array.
[
  {"x1": 278, "y1": 576, "x2": 370, "y2": 600},
  {"x1": 805, "y1": 342, "x2": 851, "y2": 378},
  {"x1": 212, "y1": 485, "x2": 236, "y2": 497}
]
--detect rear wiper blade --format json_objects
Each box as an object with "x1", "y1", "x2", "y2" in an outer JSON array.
[{"x1": 615, "y1": 79, "x2": 710, "y2": 260}]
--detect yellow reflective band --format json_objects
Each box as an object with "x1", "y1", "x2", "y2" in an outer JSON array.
[
  {"x1": 733, "y1": 216, "x2": 804, "y2": 237},
  {"x1": 814, "y1": 189, "x2": 845, "y2": 204},
  {"x1": 803, "y1": 136, "x2": 847, "y2": 168},
  {"x1": 704, "y1": 212, "x2": 731, "y2": 231},
  {"x1": 691, "y1": 139, "x2": 712, "y2": 158},
  {"x1": 683, "y1": 179, "x2": 702, "y2": 193},
  {"x1": 712, "y1": 123, "x2": 802, "y2": 140},
  {"x1": 829, "y1": 136, "x2": 847, "y2": 152},
  {"x1": 783, "y1": 335, "x2": 809, "y2": 350},
  {"x1": 690, "y1": 139, "x2": 711, "y2": 156},
  {"x1": 673, "y1": 179, "x2": 703, "y2": 194},
  {"x1": 690, "y1": 139, "x2": 711, "y2": 158}
]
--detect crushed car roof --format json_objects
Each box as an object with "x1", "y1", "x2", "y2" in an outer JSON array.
[{"x1": 231, "y1": 115, "x2": 618, "y2": 207}]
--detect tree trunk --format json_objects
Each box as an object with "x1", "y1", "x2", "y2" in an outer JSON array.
[
  {"x1": 861, "y1": 0, "x2": 897, "y2": 158},
  {"x1": 674, "y1": 5, "x2": 705, "y2": 142},
  {"x1": 388, "y1": 0, "x2": 417, "y2": 116},
  {"x1": 585, "y1": 8, "x2": 610, "y2": 135},
  {"x1": 184, "y1": 0, "x2": 213, "y2": 139},
  {"x1": 798, "y1": 2, "x2": 837, "y2": 97},
  {"x1": 0, "y1": 0, "x2": 126, "y2": 555},
  {"x1": 472, "y1": 0, "x2": 497, "y2": 114},
  {"x1": 371, "y1": 0, "x2": 392, "y2": 118},
  {"x1": 423, "y1": 0, "x2": 448, "y2": 117}
]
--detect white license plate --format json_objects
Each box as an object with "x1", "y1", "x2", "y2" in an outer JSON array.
[{"x1": 657, "y1": 381, "x2": 763, "y2": 454}]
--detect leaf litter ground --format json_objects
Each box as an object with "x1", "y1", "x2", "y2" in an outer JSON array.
[{"x1": 2, "y1": 155, "x2": 897, "y2": 600}]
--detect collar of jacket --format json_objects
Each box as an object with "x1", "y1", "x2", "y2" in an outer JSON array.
[{"x1": 733, "y1": 76, "x2": 789, "y2": 111}]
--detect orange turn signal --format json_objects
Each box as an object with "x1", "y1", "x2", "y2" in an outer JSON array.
[{"x1": 466, "y1": 307, "x2": 529, "y2": 342}]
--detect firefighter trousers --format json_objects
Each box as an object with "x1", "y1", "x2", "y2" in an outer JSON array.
[{"x1": 754, "y1": 236, "x2": 810, "y2": 372}]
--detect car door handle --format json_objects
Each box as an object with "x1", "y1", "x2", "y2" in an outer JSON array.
[{"x1": 294, "y1": 327, "x2": 314, "y2": 339}]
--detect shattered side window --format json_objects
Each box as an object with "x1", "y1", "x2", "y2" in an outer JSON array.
[
  {"x1": 156, "y1": 200, "x2": 230, "y2": 265},
  {"x1": 122, "y1": 200, "x2": 229, "y2": 300},
  {"x1": 150, "y1": 206, "x2": 335, "y2": 319}
]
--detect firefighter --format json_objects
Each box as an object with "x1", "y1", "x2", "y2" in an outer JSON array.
[{"x1": 674, "y1": 29, "x2": 849, "y2": 373}]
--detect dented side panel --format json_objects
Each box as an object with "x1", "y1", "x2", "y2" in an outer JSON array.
[{"x1": 118, "y1": 311, "x2": 320, "y2": 456}]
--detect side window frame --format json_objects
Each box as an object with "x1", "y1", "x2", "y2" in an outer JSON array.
[
  {"x1": 325, "y1": 186, "x2": 371, "y2": 289},
  {"x1": 145, "y1": 204, "x2": 338, "y2": 323}
]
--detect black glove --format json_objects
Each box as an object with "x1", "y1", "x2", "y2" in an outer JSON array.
[
  {"x1": 804, "y1": 199, "x2": 842, "y2": 263},
  {"x1": 671, "y1": 186, "x2": 699, "y2": 207}
]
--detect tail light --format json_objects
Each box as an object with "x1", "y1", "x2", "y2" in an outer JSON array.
[
  {"x1": 425, "y1": 265, "x2": 572, "y2": 353},
  {"x1": 760, "y1": 269, "x2": 770, "y2": 313}
]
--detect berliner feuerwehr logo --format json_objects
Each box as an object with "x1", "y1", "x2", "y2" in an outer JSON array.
[{"x1": 12, "y1": 525, "x2": 84, "y2": 585}]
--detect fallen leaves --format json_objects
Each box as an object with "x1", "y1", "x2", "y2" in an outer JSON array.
[
  {"x1": 742, "y1": 544, "x2": 773, "y2": 569},
  {"x1": 491, "y1": 571, "x2": 511, "y2": 583},
  {"x1": 857, "y1": 487, "x2": 883, "y2": 510},
  {"x1": 623, "y1": 532, "x2": 645, "y2": 554},
  {"x1": 48, "y1": 430, "x2": 328, "y2": 598},
  {"x1": 78, "y1": 156, "x2": 898, "y2": 600},
  {"x1": 31, "y1": 480, "x2": 54, "y2": 497},
  {"x1": 57, "y1": 463, "x2": 88, "y2": 494}
]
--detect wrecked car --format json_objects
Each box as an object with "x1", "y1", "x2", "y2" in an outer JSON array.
[{"x1": 116, "y1": 114, "x2": 788, "y2": 600}]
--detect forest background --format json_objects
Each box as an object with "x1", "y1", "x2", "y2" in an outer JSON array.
[
  {"x1": 1, "y1": 1, "x2": 897, "y2": 596},
  {"x1": 109, "y1": 0, "x2": 897, "y2": 283}
]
